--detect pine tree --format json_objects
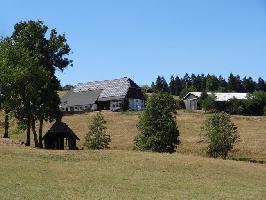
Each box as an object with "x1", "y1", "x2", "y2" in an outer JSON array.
[
  {"x1": 242, "y1": 76, "x2": 256, "y2": 93},
  {"x1": 175, "y1": 75, "x2": 182, "y2": 96},
  {"x1": 257, "y1": 77, "x2": 266, "y2": 92},
  {"x1": 84, "y1": 112, "x2": 111, "y2": 149},
  {"x1": 169, "y1": 75, "x2": 176, "y2": 95}
]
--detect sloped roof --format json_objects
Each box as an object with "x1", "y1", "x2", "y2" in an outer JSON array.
[
  {"x1": 184, "y1": 92, "x2": 248, "y2": 101},
  {"x1": 73, "y1": 77, "x2": 140, "y2": 101},
  {"x1": 61, "y1": 89, "x2": 102, "y2": 106},
  {"x1": 43, "y1": 121, "x2": 80, "y2": 140}
]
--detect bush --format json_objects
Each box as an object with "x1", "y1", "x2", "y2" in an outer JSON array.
[
  {"x1": 243, "y1": 91, "x2": 266, "y2": 116},
  {"x1": 202, "y1": 112, "x2": 239, "y2": 159},
  {"x1": 201, "y1": 93, "x2": 216, "y2": 112},
  {"x1": 134, "y1": 92, "x2": 180, "y2": 153},
  {"x1": 84, "y1": 112, "x2": 111, "y2": 149}
]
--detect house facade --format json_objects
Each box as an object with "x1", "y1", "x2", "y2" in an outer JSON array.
[
  {"x1": 183, "y1": 92, "x2": 248, "y2": 110},
  {"x1": 60, "y1": 77, "x2": 145, "y2": 113}
]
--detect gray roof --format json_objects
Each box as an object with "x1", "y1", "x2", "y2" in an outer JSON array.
[
  {"x1": 73, "y1": 77, "x2": 140, "y2": 101},
  {"x1": 61, "y1": 89, "x2": 102, "y2": 106},
  {"x1": 184, "y1": 92, "x2": 248, "y2": 101}
]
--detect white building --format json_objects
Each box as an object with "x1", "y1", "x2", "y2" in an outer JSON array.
[
  {"x1": 60, "y1": 77, "x2": 145, "y2": 113},
  {"x1": 183, "y1": 92, "x2": 248, "y2": 110}
]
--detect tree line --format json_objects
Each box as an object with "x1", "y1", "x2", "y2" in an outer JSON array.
[
  {"x1": 146, "y1": 73, "x2": 266, "y2": 97},
  {"x1": 0, "y1": 21, "x2": 72, "y2": 146}
]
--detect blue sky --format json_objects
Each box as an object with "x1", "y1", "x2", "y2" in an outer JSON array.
[{"x1": 1, "y1": 0, "x2": 266, "y2": 85}]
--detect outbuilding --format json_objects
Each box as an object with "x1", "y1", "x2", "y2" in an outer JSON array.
[
  {"x1": 183, "y1": 92, "x2": 248, "y2": 110},
  {"x1": 43, "y1": 121, "x2": 80, "y2": 150}
]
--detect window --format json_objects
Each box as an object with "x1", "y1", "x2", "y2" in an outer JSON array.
[{"x1": 75, "y1": 106, "x2": 78, "y2": 109}]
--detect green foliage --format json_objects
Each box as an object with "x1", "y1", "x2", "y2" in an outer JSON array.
[
  {"x1": 154, "y1": 76, "x2": 169, "y2": 93},
  {"x1": 179, "y1": 85, "x2": 196, "y2": 99},
  {"x1": 202, "y1": 112, "x2": 239, "y2": 159},
  {"x1": 201, "y1": 93, "x2": 216, "y2": 112},
  {"x1": 134, "y1": 93, "x2": 180, "y2": 153},
  {"x1": 0, "y1": 20, "x2": 72, "y2": 146},
  {"x1": 206, "y1": 75, "x2": 219, "y2": 91},
  {"x1": 84, "y1": 112, "x2": 111, "y2": 149}
]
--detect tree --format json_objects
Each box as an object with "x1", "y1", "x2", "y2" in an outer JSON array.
[
  {"x1": 84, "y1": 112, "x2": 111, "y2": 149},
  {"x1": 242, "y1": 76, "x2": 256, "y2": 93},
  {"x1": 257, "y1": 77, "x2": 266, "y2": 92},
  {"x1": 169, "y1": 75, "x2": 176, "y2": 95},
  {"x1": 202, "y1": 112, "x2": 239, "y2": 159},
  {"x1": 227, "y1": 73, "x2": 243, "y2": 92},
  {"x1": 183, "y1": 73, "x2": 191, "y2": 89},
  {"x1": 174, "y1": 75, "x2": 182, "y2": 96},
  {"x1": 201, "y1": 93, "x2": 216, "y2": 112},
  {"x1": 154, "y1": 76, "x2": 169, "y2": 93},
  {"x1": 198, "y1": 90, "x2": 208, "y2": 109},
  {"x1": 134, "y1": 93, "x2": 180, "y2": 153},
  {"x1": 218, "y1": 75, "x2": 227, "y2": 92},
  {"x1": 0, "y1": 20, "x2": 72, "y2": 146},
  {"x1": 206, "y1": 75, "x2": 219, "y2": 92},
  {"x1": 244, "y1": 91, "x2": 266, "y2": 116}
]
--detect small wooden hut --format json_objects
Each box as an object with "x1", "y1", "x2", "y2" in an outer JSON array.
[{"x1": 43, "y1": 121, "x2": 80, "y2": 150}]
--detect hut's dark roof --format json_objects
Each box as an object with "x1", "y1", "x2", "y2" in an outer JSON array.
[{"x1": 43, "y1": 121, "x2": 80, "y2": 140}]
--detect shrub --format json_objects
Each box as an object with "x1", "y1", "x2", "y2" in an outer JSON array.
[
  {"x1": 201, "y1": 93, "x2": 216, "y2": 112},
  {"x1": 84, "y1": 112, "x2": 111, "y2": 149},
  {"x1": 243, "y1": 91, "x2": 266, "y2": 116},
  {"x1": 134, "y1": 92, "x2": 180, "y2": 153},
  {"x1": 202, "y1": 112, "x2": 239, "y2": 159}
]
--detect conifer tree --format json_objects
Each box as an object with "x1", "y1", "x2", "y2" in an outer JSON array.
[{"x1": 84, "y1": 112, "x2": 111, "y2": 149}]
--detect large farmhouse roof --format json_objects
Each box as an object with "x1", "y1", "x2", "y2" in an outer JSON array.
[
  {"x1": 184, "y1": 92, "x2": 248, "y2": 101},
  {"x1": 61, "y1": 89, "x2": 102, "y2": 106},
  {"x1": 73, "y1": 77, "x2": 140, "y2": 101}
]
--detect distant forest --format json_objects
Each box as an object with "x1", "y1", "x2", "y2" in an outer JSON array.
[{"x1": 144, "y1": 73, "x2": 266, "y2": 97}]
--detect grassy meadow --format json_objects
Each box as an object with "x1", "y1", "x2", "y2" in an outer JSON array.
[
  {"x1": 2, "y1": 110, "x2": 265, "y2": 162},
  {"x1": 0, "y1": 110, "x2": 266, "y2": 199},
  {"x1": 0, "y1": 147, "x2": 265, "y2": 200}
]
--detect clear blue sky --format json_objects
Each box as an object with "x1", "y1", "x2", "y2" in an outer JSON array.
[{"x1": 1, "y1": 0, "x2": 266, "y2": 85}]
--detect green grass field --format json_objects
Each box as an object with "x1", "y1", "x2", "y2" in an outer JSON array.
[
  {"x1": 0, "y1": 111, "x2": 265, "y2": 199},
  {"x1": 0, "y1": 147, "x2": 265, "y2": 200}
]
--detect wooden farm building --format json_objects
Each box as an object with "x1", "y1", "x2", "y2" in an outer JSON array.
[
  {"x1": 60, "y1": 77, "x2": 145, "y2": 113},
  {"x1": 183, "y1": 92, "x2": 248, "y2": 110},
  {"x1": 43, "y1": 121, "x2": 80, "y2": 150}
]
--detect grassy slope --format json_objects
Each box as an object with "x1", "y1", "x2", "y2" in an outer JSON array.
[
  {"x1": 3, "y1": 110, "x2": 265, "y2": 161},
  {"x1": 0, "y1": 146, "x2": 265, "y2": 200}
]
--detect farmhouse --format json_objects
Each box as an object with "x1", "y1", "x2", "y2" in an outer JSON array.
[
  {"x1": 183, "y1": 92, "x2": 248, "y2": 110},
  {"x1": 60, "y1": 77, "x2": 145, "y2": 113}
]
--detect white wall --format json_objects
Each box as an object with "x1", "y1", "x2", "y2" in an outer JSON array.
[{"x1": 128, "y1": 99, "x2": 144, "y2": 111}]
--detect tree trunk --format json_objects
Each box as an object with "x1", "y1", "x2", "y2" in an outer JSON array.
[
  {"x1": 3, "y1": 111, "x2": 9, "y2": 138},
  {"x1": 31, "y1": 121, "x2": 39, "y2": 148},
  {"x1": 25, "y1": 121, "x2": 31, "y2": 146},
  {"x1": 38, "y1": 119, "x2": 43, "y2": 148}
]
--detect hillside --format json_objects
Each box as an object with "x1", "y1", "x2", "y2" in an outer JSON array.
[
  {"x1": 0, "y1": 146, "x2": 265, "y2": 200},
  {"x1": 2, "y1": 110, "x2": 266, "y2": 162}
]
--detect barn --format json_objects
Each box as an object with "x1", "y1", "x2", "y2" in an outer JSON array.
[
  {"x1": 60, "y1": 77, "x2": 145, "y2": 113},
  {"x1": 183, "y1": 92, "x2": 248, "y2": 110}
]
